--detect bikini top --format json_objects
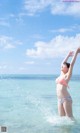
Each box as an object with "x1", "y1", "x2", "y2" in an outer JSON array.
[{"x1": 56, "y1": 76, "x2": 69, "y2": 88}]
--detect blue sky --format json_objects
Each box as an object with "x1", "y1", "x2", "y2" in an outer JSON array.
[{"x1": 0, "y1": 0, "x2": 80, "y2": 74}]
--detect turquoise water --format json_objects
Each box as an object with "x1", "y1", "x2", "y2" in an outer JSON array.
[{"x1": 0, "y1": 74, "x2": 80, "y2": 133}]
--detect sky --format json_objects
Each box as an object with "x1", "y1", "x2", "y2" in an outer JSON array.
[{"x1": 0, "y1": 0, "x2": 80, "y2": 74}]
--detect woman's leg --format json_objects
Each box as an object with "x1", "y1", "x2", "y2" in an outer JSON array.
[
  {"x1": 63, "y1": 100, "x2": 73, "y2": 118},
  {"x1": 58, "y1": 102, "x2": 65, "y2": 116}
]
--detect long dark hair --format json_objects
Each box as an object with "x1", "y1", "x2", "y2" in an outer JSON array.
[{"x1": 63, "y1": 62, "x2": 70, "y2": 68}]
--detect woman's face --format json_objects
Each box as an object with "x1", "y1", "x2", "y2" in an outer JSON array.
[{"x1": 61, "y1": 64, "x2": 68, "y2": 73}]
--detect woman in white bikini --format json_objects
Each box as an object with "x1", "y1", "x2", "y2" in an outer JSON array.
[{"x1": 56, "y1": 47, "x2": 80, "y2": 119}]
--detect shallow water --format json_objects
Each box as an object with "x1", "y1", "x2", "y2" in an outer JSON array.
[{"x1": 0, "y1": 74, "x2": 80, "y2": 133}]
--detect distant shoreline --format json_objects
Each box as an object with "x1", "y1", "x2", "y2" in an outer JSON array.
[{"x1": 0, "y1": 74, "x2": 80, "y2": 81}]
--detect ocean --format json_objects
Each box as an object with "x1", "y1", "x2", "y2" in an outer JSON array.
[{"x1": 0, "y1": 74, "x2": 80, "y2": 133}]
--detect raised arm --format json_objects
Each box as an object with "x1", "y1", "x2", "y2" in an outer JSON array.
[
  {"x1": 70, "y1": 48, "x2": 80, "y2": 66},
  {"x1": 61, "y1": 51, "x2": 74, "y2": 65},
  {"x1": 67, "y1": 47, "x2": 80, "y2": 81}
]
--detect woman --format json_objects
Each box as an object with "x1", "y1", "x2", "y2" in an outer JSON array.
[{"x1": 56, "y1": 47, "x2": 80, "y2": 119}]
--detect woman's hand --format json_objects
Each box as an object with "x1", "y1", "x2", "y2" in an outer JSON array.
[
  {"x1": 77, "y1": 47, "x2": 80, "y2": 53},
  {"x1": 68, "y1": 51, "x2": 74, "y2": 57}
]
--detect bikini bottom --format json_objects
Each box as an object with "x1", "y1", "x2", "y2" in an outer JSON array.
[{"x1": 58, "y1": 96, "x2": 72, "y2": 104}]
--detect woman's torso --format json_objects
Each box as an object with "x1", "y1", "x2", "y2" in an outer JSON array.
[{"x1": 56, "y1": 75, "x2": 70, "y2": 98}]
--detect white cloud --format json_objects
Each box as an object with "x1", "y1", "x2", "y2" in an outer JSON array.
[
  {"x1": 26, "y1": 34, "x2": 80, "y2": 58},
  {"x1": 0, "y1": 35, "x2": 22, "y2": 50},
  {"x1": 50, "y1": 28, "x2": 73, "y2": 33},
  {"x1": 50, "y1": 24, "x2": 80, "y2": 33},
  {"x1": 24, "y1": 0, "x2": 80, "y2": 16},
  {"x1": 25, "y1": 61, "x2": 35, "y2": 65},
  {"x1": 24, "y1": 0, "x2": 52, "y2": 16}
]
